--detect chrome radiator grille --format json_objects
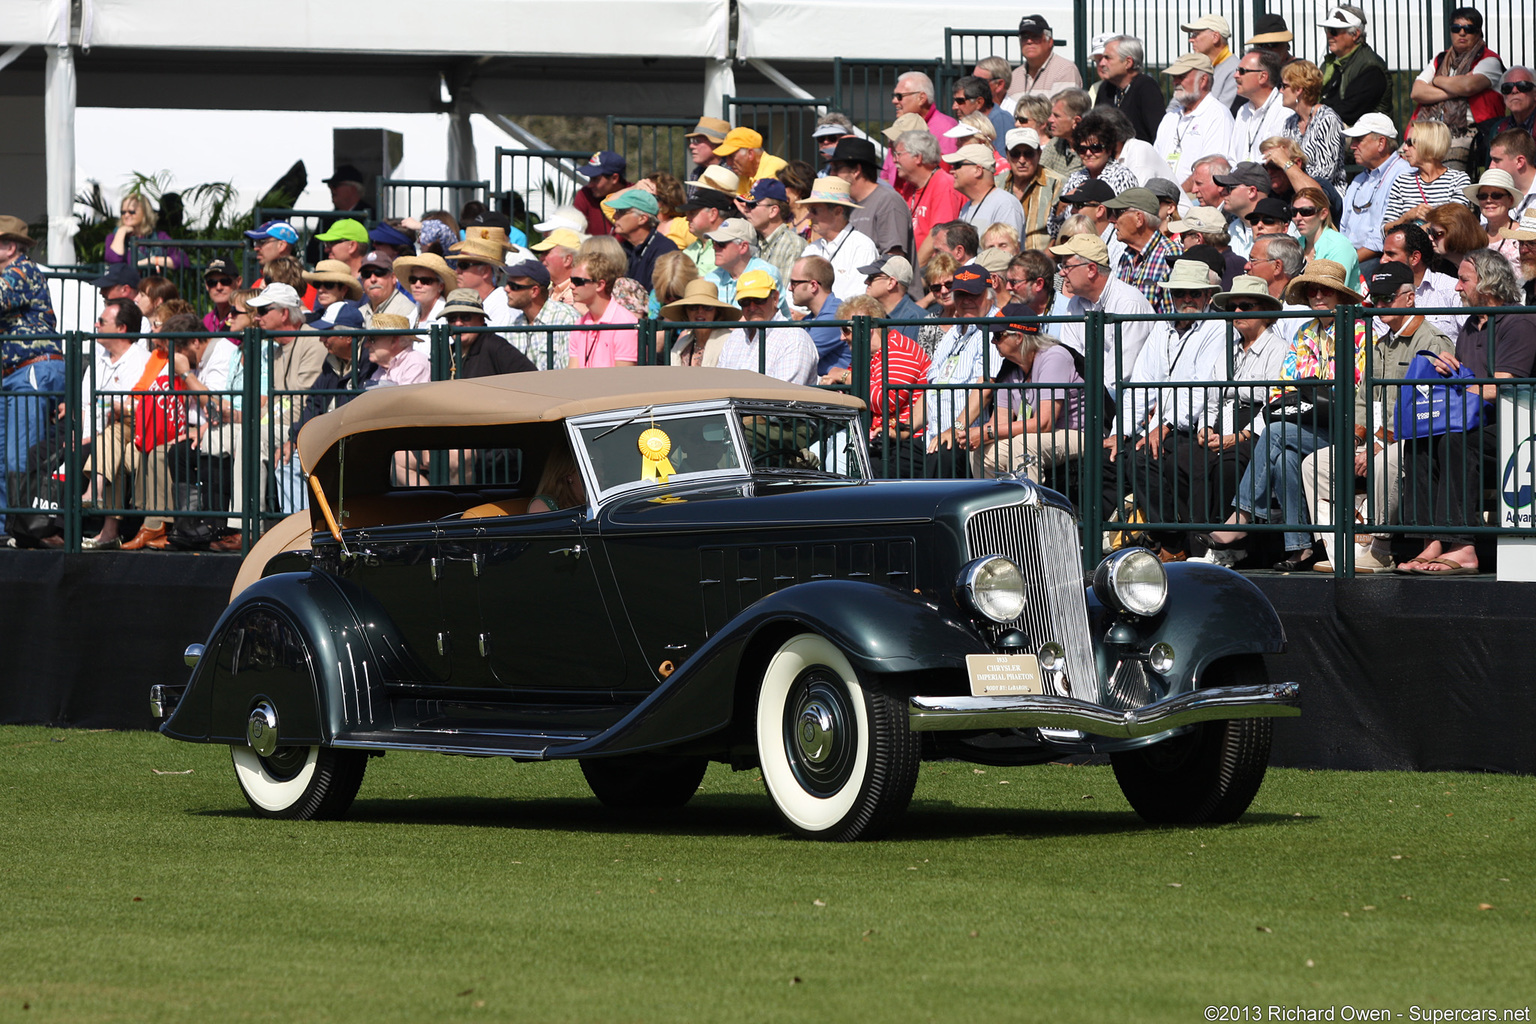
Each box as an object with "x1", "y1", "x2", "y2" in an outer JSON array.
[{"x1": 965, "y1": 502, "x2": 1098, "y2": 703}]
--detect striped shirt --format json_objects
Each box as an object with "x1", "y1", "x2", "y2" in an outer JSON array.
[
  {"x1": 1116, "y1": 233, "x2": 1181, "y2": 317},
  {"x1": 1382, "y1": 168, "x2": 1474, "y2": 229},
  {"x1": 868, "y1": 330, "x2": 931, "y2": 435},
  {"x1": 757, "y1": 223, "x2": 807, "y2": 289}
]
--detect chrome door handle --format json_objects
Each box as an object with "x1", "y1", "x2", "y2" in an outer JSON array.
[{"x1": 549, "y1": 544, "x2": 584, "y2": 559}]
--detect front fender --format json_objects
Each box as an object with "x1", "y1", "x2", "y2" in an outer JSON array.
[
  {"x1": 565, "y1": 579, "x2": 990, "y2": 757},
  {"x1": 162, "y1": 572, "x2": 384, "y2": 747},
  {"x1": 1087, "y1": 561, "x2": 1286, "y2": 694}
]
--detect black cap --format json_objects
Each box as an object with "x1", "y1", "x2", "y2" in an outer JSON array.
[
  {"x1": 1018, "y1": 15, "x2": 1051, "y2": 35},
  {"x1": 1061, "y1": 179, "x2": 1115, "y2": 205},
  {"x1": 322, "y1": 163, "x2": 366, "y2": 186},
  {"x1": 997, "y1": 302, "x2": 1042, "y2": 334},
  {"x1": 202, "y1": 258, "x2": 238, "y2": 280},
  {"x1": 469, "y1": 210, "x2": 512, "y2": 230},
  {"x1": 1246, "y1": 197, "x2": 1293, "y2": 223},
  {"x1": 829, "y1": 137, "x2": 880, "y2": 170},
  {"x1": 679, "y1": 188, "x2": 737, "y2": 213},
  {"x1": 1178, "y1": 244, "x2": 1225, "y2": 281},
  {"x1": 91, "y1": 263, "x2": 140, "y2": 290},
  {"x1": 1367, "y1": 260, "x2": 1414, "y2": 298}
]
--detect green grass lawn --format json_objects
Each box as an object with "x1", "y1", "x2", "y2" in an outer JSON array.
[{"x1": 1, "y1": 726, "x2": 1530, "y2": 1023}]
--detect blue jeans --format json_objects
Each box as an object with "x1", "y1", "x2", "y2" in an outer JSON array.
[
  {"x1": 272, "y1": 453, "x2": 310, "y2": 515},
  {"x1": 1, "y1": 358, "x2": 66, "y2": 510},
  {"x1": 1233, "y1": 420, "x2": 1330, "y2": 552}
]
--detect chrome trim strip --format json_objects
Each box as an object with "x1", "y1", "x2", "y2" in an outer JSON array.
[
  {"x1": 908, "y1": 682, "x2": 1301, "y2": 737},
  {"x1": 331, "y1": 738, "x2": 557, "y2": 758}
]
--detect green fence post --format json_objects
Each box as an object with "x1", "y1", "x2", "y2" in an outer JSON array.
[
  {"x1": 1073, "y1": 7, "x2": 1089, "y2": 83},
  {"x1": 62, "y1": 331, "x2": 84, "y2": 552},
  {"x1": 242, "y1": 324, "x2": 261, "y2": 542},
  {"x1": 1335, "y1": 304, "x2": 1357, "y2": 580},
  {"x1": 638, "y1": 317, "x2": 658, "y2": 366},
  {"x1": 1082, "y1": 309, "x2": 1105, "y2": 570}
]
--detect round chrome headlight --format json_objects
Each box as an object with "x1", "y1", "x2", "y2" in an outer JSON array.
[
  {"x1": 956, "y1": 556, "x2": 1026, "y2": 623},
  {"x1": 1092, "y1": 548, "x2": 1168, "y2": 618}
]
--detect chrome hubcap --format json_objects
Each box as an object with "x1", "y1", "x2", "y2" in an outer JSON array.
[
  {"x1": 783, "y1": 671, "x2": 857, "y2": 796},
  {"x1": 247, "y1": 701, "x2": 278, "y2": 758},
  {"x1": 797, "y1": 702, "x2": 836, "y2": 764}
]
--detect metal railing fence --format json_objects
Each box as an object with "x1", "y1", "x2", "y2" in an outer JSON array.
[
  {"x1": 722, "y1": 96, "x2": 830, "y2": 168},
  {"x1": 377, "y1": 179, "x2": 489, "y2": 221},
  {"x1": 6, "y1": 304, "x2": 1536, "y2": 576},
  {"x1": 606, "y1": 117, "x2": 698, "y2": 183},
  {"x1": 492, "y1": 146, "x2": 594, "y2": 244}
]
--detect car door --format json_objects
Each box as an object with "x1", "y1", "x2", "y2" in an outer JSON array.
[{"x1": 344, "y1": 524, "x2": 453, "y2": 683}]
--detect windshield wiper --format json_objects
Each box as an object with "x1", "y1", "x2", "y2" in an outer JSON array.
[{"x1": 593, "y1": 405, "x2": 653, "y2": 442}]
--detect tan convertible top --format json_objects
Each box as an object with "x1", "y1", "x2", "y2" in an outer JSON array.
[{"x1": 297, "y1": 366, "x2": 865, "y2": 473}]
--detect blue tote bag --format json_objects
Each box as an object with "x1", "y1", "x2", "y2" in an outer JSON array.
[{"x1": 1394, "y1": 351, "x2": 1488, "y2": 440}]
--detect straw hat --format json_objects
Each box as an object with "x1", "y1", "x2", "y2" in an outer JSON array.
[
  {"x1": 659, "y1": 279, "x2": 743, "y2": 321},
  {"x1": 369, "y1": 313, "x2": 413, "y2": 332},
  {"x1": 460, "y1": 225, "x2": 513, "y2": 253},
  {"x1": 1283, "y1": 259, "x2": 1363, "y2": 304},
  {"x1": 448, "y1": 234, "x2": 507, "y2": 266},
  {"x1": 802, "y1": 177, "x2": 861, "y2": 208},
  {"x1": 697, "y1": 165, "x2": 741, "y2": 193},
  {"x1": 392, "y1": 252, "x2": 457, "y2": 292},
  {"x1": 0, "y1": 215, "x2": 35, "y2": 247},
  {"x1": 1499, "y1": 208, "x2": 1536, "y2": 242},
  {"x1": 1211, "y1": 275, "x2": 1283, "y2": 312},
  {"x1": 302, "y1": 259, "x2": 364, "y2": 299}
]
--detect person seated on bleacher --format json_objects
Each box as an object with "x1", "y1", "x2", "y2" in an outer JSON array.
[
  {"x1": 79, "y1": 298, "x2": 150, "y2": 550},
  {"x1": 1408, "y1": 7, "x2": 1507, "y2": 172},
  {"x1": 1397, "y1": 249, "x2": 1536, "y2": 574}
]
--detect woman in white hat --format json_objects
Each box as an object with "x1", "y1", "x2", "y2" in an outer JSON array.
[
  {"x1": 659, "y1": 279, "x2": 740, "y2": 367},
  {"x1": 301, "y1": 260, "x2": 364, "y2": 323},
  {"x1": 1465, "y1": 169, "x2": 1524, "y2": 279}
]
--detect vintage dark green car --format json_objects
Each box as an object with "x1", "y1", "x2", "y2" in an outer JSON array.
[{"x1": 153, "y1": 367, "x2": 1299, "y2": 840}]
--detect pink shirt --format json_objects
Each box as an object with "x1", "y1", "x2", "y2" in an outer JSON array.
[
  {"x1": 381, "y1": 346, "x2": 431, "y2": 386},
  {"x1": 570, "y1": 299, "x2": 639, "y2": 368}
]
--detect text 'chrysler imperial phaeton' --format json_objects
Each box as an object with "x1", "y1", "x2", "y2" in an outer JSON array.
[{"x1": 153, "y1": 367, "x2": 1299, "y2": 840}]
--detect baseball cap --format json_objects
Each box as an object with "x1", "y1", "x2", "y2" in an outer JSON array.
[
  {"x1": 247, "y1": 283, "x2": 302, "y2": 310},
  {"x1": 858, "y1": 255, "x2": 914, "y2": 287},
  {"x1": 950, "y1": 264, "x2": 991, "y2": 294},
  {"x1": 706, "y1": 219, "x2": 756, "y2": 246},
  {"x1": 1061, "y1": 179, "x2": 1115, "y2": 205},
  {"x1": 1048, "y1": 234, "x2": 1111, "y2": 267},
  {"x1": 578, "y1": 151, "x2": 627, "y2": 178},
  {"x1": 314, "y1": 218, "x2": 369, "y2": 244},
  {"x1": 714, "y1": 127, "x2": 764, "y2": 157},
  {"x1": 1162, "y1": 52, "x2": 1215, "y2": 77},
  {"x1": 244, "y1": 220, "x2": 299, "y2": 245},
  {"x1": 1343, "y1": 113, "x2": 1398, "y2": 139},
  {"x1": 996, "y1": 302, "x2": 1042, "y2": 334},
  {"x1": 734, "y1": 268, "x2": 777, "y2": 301},
  {"x1": 973, "y1": 248, "x2": 1013, "y2": 274},
  {"x1": 1366, "y1": 261, "x2": 1414, "y2": 298},
  {"x1": 1213, "y1": 161, "x2": 1273, "y2": 193},
  {"x1": 1246, "y1": 197, "x2": 1293, "y2": 223},
  {"x1": 531, "y1": 228, "x2": 582, "y2": 252},
  {"x1": 506, "y1": 259, "x2": 551, "y2": 288},
  {"x1": 90, "y1": 263, "x2": 140, "y2": 290},
  {"x1": 883, "y1": 113, "x2": 927, "y2": 141},
  {"x1": 202, "y1": 258, "x2": 238, "y2": 282},
  {"x1": 1179, "y1": 14, "x2": 1230, "y2": 36},
  {"x1": 359, "y1": 250, "x2": 394, "y2": 271},
  {"x1": 679, "y1": 188, "x2": 738, "y2": 214},
  {"x1": 1103, "y1": 188, "x2": 1160, "y2": 216},
  {"x1": 369, "y1": 222, "x2": 413, "y2": 248},
  {"x1": 942, "y1": 143, "x2": 998, "y2": 168},
  {"x1": 608, "y1": 189, "x2": 659, "y2": 216},
  {"x1": 1088, "y1": 33, "x2": 1114, "y2": 59},
  {"x1": 1144, "y1": 177, "x2": 1182, "y2": 204},
  {"x1": 1005, "y1": 127, "x2": 1041, "y2": 153},
  {"x1": 1018, "y1": 15, "x2": 1051, "y2": 35},
  {"x1": 749, "y1": 178, "x2": 789, "y2": 203}
]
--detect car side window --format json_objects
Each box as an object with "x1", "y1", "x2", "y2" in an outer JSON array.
[{"x1": 578, "y1": 412, "x2": 741, "y2": 496}]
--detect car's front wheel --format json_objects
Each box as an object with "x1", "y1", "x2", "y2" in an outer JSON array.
[
  {"x1": 580, "y1": 754, "x2": 709, "y2": 809},
  {"x1": 230, "y1": 744, "x2": 367, "y2": 820},
  {"x1": 755, "y1": 632, "x2": 920, "y2": 841},
  {"x1": 1110, "y1": 655, "x2": 1274, "y2": 825}
]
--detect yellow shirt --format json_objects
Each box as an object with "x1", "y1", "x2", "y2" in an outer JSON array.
[{"x1": 738, "y1": 153, "x2": 789, "y2": 197}]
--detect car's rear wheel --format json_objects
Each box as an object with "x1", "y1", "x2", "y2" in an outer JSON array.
[
  {"x1": 755, "y1": 632, "x2": 920, "y2": 841},
  {"x1": 230, "y1": 744, "x2": 367, "y2": 820},
  {"x1": 580, "y1": 754, "x2": 709, "y2": 809},
  {"x1": 1110, "y1": 655, "x2": 1274, "y2": 825}
]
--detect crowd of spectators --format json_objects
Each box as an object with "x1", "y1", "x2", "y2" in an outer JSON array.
[{"x1": 3, "y1": 5, "x2": 1536, "y2": 573}]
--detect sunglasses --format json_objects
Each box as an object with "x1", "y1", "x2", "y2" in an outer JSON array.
[
  {"x1": 892, "y1": 91, "x2": 918, "y2": 101},
  {"x1": 358, "y1": 267, "x2": 390, "y2": 279},
  {"x1": 1449, "y1": 23, "x2": 1477, "y2": 34},
  {"x1": 444, "y1": 314, "x2": 480, "y2": 325},
  {"x1": 931, "y1": 281, "x2": 955, "y2": 292},
  {"x1": 738, "y1": 294, "x2": 774, "y2": 306},
  {"x1": 1230, "y1": 301, "x2": 1264, "y2": 312},
  {"x1": 408, "y1": 275, "x2": 440, "y2": 285},
  {"x1": 1476, "y1": 191, "x2": 1510, "y2": 202},
  {"x1": 1426, "y1": 228, "x2": 1447, "y2": 240},
  {"x1": 569, "y1": 276, "x2": 594, "y2": 287},
  {"x1": 1247, "y1": 215, "x2": 1287, "y2": 226},
  {"x1": 504, "y1": 281, "x2": 536, "y2": 292},
  {"x1": 1074, "y1": 142, "x2": 1106, "y2": 155},
  {"x1": 205, "y1": 277, "x2": 235, "y2": 288},
  {"x1": 1502, "y1": 81, "x2": 1536, "y2": 95},
  {"x1": 1233, "y1": 66, "x2": 1263, "y2": 76},
  {"x1": 1292, "y1": 206, "x2": 1320, "y2": 218},
  {"x1": 316, "y1": 281, "x2": 348, "y2": 291}
]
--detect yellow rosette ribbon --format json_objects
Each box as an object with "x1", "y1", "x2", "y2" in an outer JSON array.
[{"x1": 637, "y1": 427, "x2": 677, "y2": 483}]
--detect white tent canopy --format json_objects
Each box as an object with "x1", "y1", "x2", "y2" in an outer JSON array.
[{"x1": 737, "y1": 0, "x2": 1076, "y2": 61}]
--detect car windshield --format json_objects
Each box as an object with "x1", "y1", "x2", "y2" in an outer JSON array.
[{"x1": 575, "y1": 404, "x2": 867, "y2": 498}]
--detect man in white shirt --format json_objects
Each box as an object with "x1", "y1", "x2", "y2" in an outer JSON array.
[
  {"x1": 1155, "y1": 52, "x2": 1235, "y2": 186},
  {"x1": 1229, "y1": 49, "x2": 1292, "y2": 165},
  {"x1": 943, "y1": 143, "x2": 1027, "y2": 238},
  {"x1": 802, "y1": 177, "x2": 880, "y2": 301},
  {"x1": 923, "y1": 262, "x2": 997, "y2": 477},
  {"x1": 78, "y1": 298, "x2": 151, "y2": 549},
  {"x1": 1338, "y1": 113, "x2": 1413, "y2": 266},
  {"x1": 715, "y1": 269, "x2": 818, "y2": 385},
  {"x1": 1213, "y1": 161, "x2": 1273, "y2": 258},
  {"x1": 1048, "y1": 233, "x2": 1154, "y2": 392}
]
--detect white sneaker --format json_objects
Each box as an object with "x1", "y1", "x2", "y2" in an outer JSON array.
[{"x1": 1194, "y1": 547, "x2": 1240, "y2": 568}]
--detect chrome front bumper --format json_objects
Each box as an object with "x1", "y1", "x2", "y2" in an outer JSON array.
[{"x1": 908, "y1": 682, "x2": 1300, "y2": 738}]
